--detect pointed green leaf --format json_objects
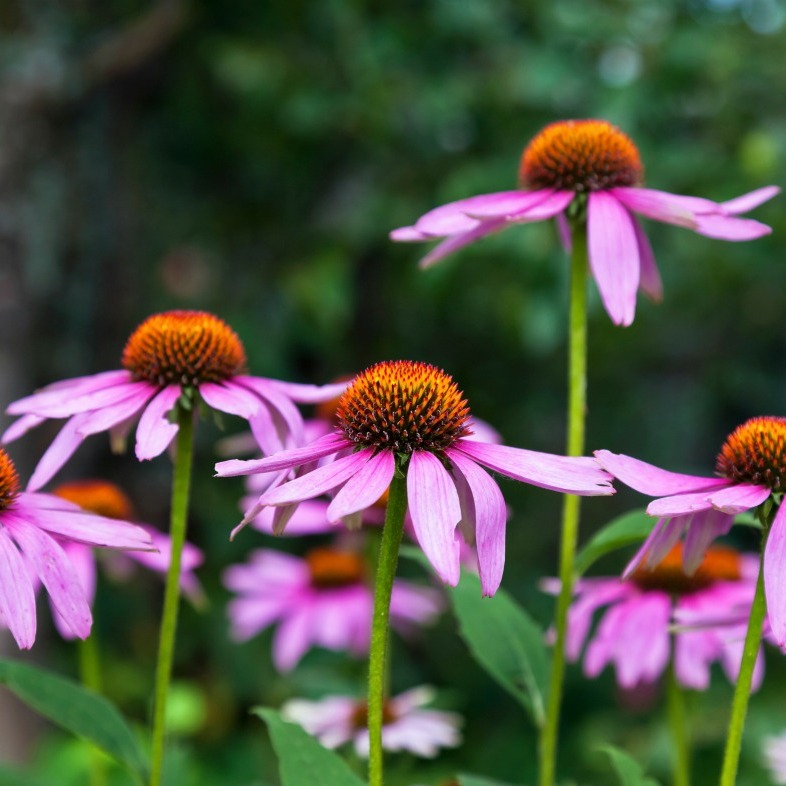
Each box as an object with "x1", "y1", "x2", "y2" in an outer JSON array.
[
  {"x1": 600, "y1": 746, "x2": 661, "y2": 786},
  {"x1": 0, "y1": 658, "x2": 147, "y2": 781},
  {"x1": 458, "y1": 774, "x2": 519, "y2": 786},
  {"x1": 449, "y1": 571, "x2": 549, "y2": 727},
  {"x1": 253, "y1": 707, "x2": 366, "y2": 786},
  {"x1": 574, "y1": 509, "x2": 654, "y2": 576}
]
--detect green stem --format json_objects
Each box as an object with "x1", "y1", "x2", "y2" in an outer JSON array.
[
  {"x1": 78, "y1": 635, "x2": 106, "y2": 786},
  {"x1": 368, "y1": 467, "x2": 408, "y2": 786},
  {"x1": 149, "y1": 406, "x2": 195, "y2": 786},
  {"x1": 667, "y1": 659, "x2": 690, "y2": 786},
  {"x1": 718, "y1": 548, "x2": 767, "y2": 786},
  {"x1": 539, "y1": 225, "x2": 588, "y2": 786}
]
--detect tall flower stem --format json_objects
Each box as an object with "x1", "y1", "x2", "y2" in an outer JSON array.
[
  {"x1": 150, "y1": 406, "x2": 195, "y2": 786},
  {"x1": 79, "y1": 636, "x2": 106, "y2": 786},
  {"x1": 667, "y1": 660, "x2": 690, "y2": 786},
  {"x1": 718, "y1": 547, "x2": 767, "y2": 786},
  {"x1": 539, "y1": 224, "x2": 588, "y2": 786},
  {"x1": 368, "y1": 467, "x2": 408, "y2": 786}
]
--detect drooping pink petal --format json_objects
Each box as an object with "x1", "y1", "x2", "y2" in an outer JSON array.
[
  {"x1": 0, "y1": 525, "x2": 36, "y2": 648},
  {"x1": 623, "y1": 516, "x2": 689, "y2": 578},
  {"x1": 764, "y1": 502, "x2": 786, "y2": 646},
  {"x1": 273, "y1": 605, "x2": 315, "y2": 671},
  {"x1": 27, "y1": 416, "x2": 91, "y2": 492},
  {"x1": 226, "y1": 596, "x2": 289, "y2": 641},
  {"x1": 720, "y1": 630, "x2": 765, "y2": 691},
  {"x1": 457, "y1": 440, "x2": 613, "y2": 495},
  {"x1": 647, "y1": 492, "x2": 717, "y2": 518},
  {"x1": 632, "y1": 216, "x2": 663, "y2": 302},
  {"x1": 682, "y1": 508, "x2": 734, "y2": 574},
  {"x1": 555, "y1": 213, "x2": 572, "y2": 253},
  {"x1": 134, "y1": 385, "x2": 182, "y2": 461},
  {"x1": 413, "y1": 191, "x2": 541, "y2": 234},
  {"x1": 506, "y1": 190, "x2": 574, "y2": 223},
  {"x1": 327, "y1": 450, "x2": 395, "y2": 523},
  {"x1": 1, "y1": 414, "x2": 46, "y2": 444},
  {"x1": 75, "y1": 386, "x2": 155, "y2": 436},
  {"x1": 419, "y1": 220, "x2": 507, "y2": 270},
  {"x1": 706, "y1": 483, "x2": 770, "y2": 514},
  {"x1": 200, "y1": 382, "x2": 260, "y2": 420},
  {"x1": 390, "y1": 226, "x2": 431, "y2": 242},
  {"x1": 266, "y1": 379, "x2": 350, "y2": 404},
  {"x1": 594, "y1": 450, "x2": 730, "y2": 496},
  {"x1": 587, "y1": 192, "x2": 640, "y2": 327},
  {"x1": 719, "y1": 185, "x2": 779, "y2": 214},
  {"x1": 610, "y1": 187, "x2": 698, "y2": 228},
  {"x1": 564, "y1": 580, "x2": 633, "y2": 661},
  {"x1": 693, "y1": 214, "x2": 772, "y2": 241},
  {"x1": 235, "y1": 377, "x2": 305, "y2": 445},
  {"x1": 447, "y1": 449, "x2": 506, "y2": 596},
  {"x1": 673, "y1": 629, "x2": 719, "y2": 690},
  {"x1": 407, "y1": 451, "x2": 461, "y2": 587},
  {"x1": 462, "y1": 189, "x2": 555, "y2": 219}
]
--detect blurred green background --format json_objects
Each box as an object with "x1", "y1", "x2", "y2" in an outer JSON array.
[{"x1": 1, "y1": 0, "x2": 786, "y2": 784}]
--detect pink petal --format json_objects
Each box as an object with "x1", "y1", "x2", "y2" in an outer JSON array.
[
  {"x1": 414, "y1": 192, "x2": 533, "y2": 234},
  {"x1": 587, "y1": 192, "x2": 640, "y2": 327},
  {"x1": 673, "y1": 629, "x2": 719, "y2": 690},
  {"x1": 447, "y1": 449, "x2": 506, "y2": 596},
  {"x1": 235, "y1": 377, "x2": 305, "y2": 444},
  {"x1": 506, "y1": 190, "x2": 574, "y2": 222},
  {"x1": 27, "y1": 416, "x2": 90, "y2": 492},
  {"x1": 764, "y1": 503, "x2": 786, "y2": 646},
  {"x1": 632, "y1": 216, "x2": 663, "y2": 302},
  {"x1": 390, "y1": 226, "x2": 431, "y2": 242},
  {"x1": 273, "y1": 606, "x2": 315, "y2": 671},
  {"x1": 646, "y1": 491, "x2": 715, "y2": 517},
  {"x1": 555, "y1": 213, "x2": 572, "y2": 253},
  {"x1": 199, "y1": 382, "x2": 260, "y2": 420},
  {"x1": 457, "y1": 440, "x2": 613, "y2": 495},
  {"x1": 719, "y1": 185, "x2": 779, "y2": 215},
  {"x1": 693, "y1": 214, "x2": 772, "y2": 241},
  {"x1": 706, "y1": 483, "x2": 770, "y2": 514},
  {"x1": 419, "y1": 220, "x2": 507, "y2": 270},
  {"x1": 610, "y1": 187, "x2": 698, "y2": 228},
  {"x1": 682, "y1": 508, "x2": 734, "y2": 573},
  {"x1": 623, "y1": 516, "x2": 689, "y2": 577},
  {"x1": 75, "y1": 386, "x2": 155, "y2": 436},
  {"x1": 265, "y1": 379, "x2": 350, "y2": 404},
  {"x1": 2, "y1": 414, "x2": 47, "y2": 444},
  {"x1": 564, "y1": 580, "x2": 632, "y2": 661},
  {"x1": 134, "y1": 385, "x2": 182, "y2": 461},
  {"x1": 593, "y1": 450, "x2": 729, "y2": 496},
  {"x1": 327, "y1": 450, "x2": 395, "y2": 522},
  {"x1": 407, "y1": 451, "x2": 461, "y2": 586},
  {"x1": 0, "y1": 525, "x2": 36, "y2": 648},
  {"x1": 462, "y1": 189, "x2": 554, "y2": 219}
]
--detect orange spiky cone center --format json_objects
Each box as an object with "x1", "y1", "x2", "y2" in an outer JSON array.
[
  {"x1": 0, "y1": 449, "x2": 20, "y2": 512},
  {"x1": 306, "y1": 548, "x2": 367, "y2": 588},
  {"x1": 519, "y1": 119, "x2": 643, "y2": 192},
  {"x1": 351, "y1": 700, "x2": 397, "y2": 730},
  {"x1": 715, "y1": 416, "x2": 786, "y2": 491},
  {"x1": 121, "y1": 310, "x2": 247, "y2": 386},
  {"x1": 631, "y1": 544, "x2": 742, "y2": 595},
  {"x1": 52, "y1": 479, "x2": 134, "y2": 520},
  {"x1": 336, "y1": 360, "x2": 471, "y2": 454}
]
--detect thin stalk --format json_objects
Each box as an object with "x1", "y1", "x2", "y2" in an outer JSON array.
[
  {"x1": 539, "y1": 225, "x2": 588, "y2": 786},
  {"x1": 149, "y1": 406, "x2": 195, "y2": 786},
  {"x1": 368, "y1": 468, "x2": 408, "y2": 786},
  {"x1": 78, "y1": 635, "x2": 106, "y2": 786},
  {"x1": 667, "y1": 660, "x2": 690, "y2": 786},
  {"x1": 718, "y1": 549, "x2": 767, "y2": 786}
]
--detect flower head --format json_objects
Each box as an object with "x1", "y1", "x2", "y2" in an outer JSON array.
[
  {"x1": 547, "y1": 544, "x2": 764, "y2": 690},
  {"x1": 0, "y1": 449, "x2": 154, "y2": 648},
  {"x1": 223, "y1": 546, "x2": 442, "y2": 671},
  {"x1": 3, "y1": 310, "x2": 346, "y2": 491},
  {"x1": 596, "y1": 416, "x2": 786, "y2": 645},
  {"x1": 217, "y1": 360, "x2": 613, "y2": 595},
  {"x1": 281, "y1": 686, "x2": 462, "y2": 758},
  {"x1": 391, "y1": 119, "x2": 778, "y2": 326}
]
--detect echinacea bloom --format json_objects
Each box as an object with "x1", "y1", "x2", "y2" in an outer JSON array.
[
  {"x1": 763, "y1": 730, "x2": 786, "y2": 784},
  {"x1": 391, "y1": 119, "x2": 778, "y2": 326},
  {"x1": 223, "y1": 546, "x2": 442, "y2": 671},
  {"x1": 596, "y1": 416, "x2": 786, "y2": 645},
  {"x1": 282, "y1": 686, "x2": 462, "y2": 758},
  {"x1": 548, "y1": 544, "x2": 763, "y2": 690},
  {"x1": 216, "y1": 360, "x2": 614, "y2": 595},
  {"x1": 0, "y1": 448, "x2": 154, "y2": 648},
  {"x1": 2, "y1": 310, "x2": 346, "y2": 491},
  {"x1": 48, "y1": 480, "x2": 204, "y2": 638}
]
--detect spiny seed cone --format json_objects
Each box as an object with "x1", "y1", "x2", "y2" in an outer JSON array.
[
  {"x1": 715, "y1": 416, "x2": 786, "y2": 491},
  {"x1": 631, "y1": 544, "x2": 742, "y2": 595},
  {"x1": 52, "y1": 479, "x2": 134, "y2": 520},
  {"x1": 0, "y1": 449, "x2": 20, "y2": 511},
  {"x1": 305, "y1": 548, "x2": 366, "y2": 588}
]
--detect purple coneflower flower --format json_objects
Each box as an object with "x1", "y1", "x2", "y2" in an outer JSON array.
[
  {"x1": 0, "y1": 449, "x2": 154, "y2": 648},
  {"x1": 3, "y1": 310, "x2": 345, "y2": 491},
  {"x1": 216, "y1": 360, "x2": 614, "y2": 596},
  {"x1": 764, "y1": 730, "x2": 786, "y2": 784},
  {"x1": 548, "y1": 544, "x2": 763, "y2": 690},
  {"x1": 223, "y1": 546, "x2": 442, "y2": 671},
  {"x1": 282, "y1": 686, "x2": 462, "y2": 758},
  {"x1": 596, "y1": 416, "x2": 786, "y2": 645},
  {"x1": 391, "y1": 119, "x2": 778, "y2": 326}
]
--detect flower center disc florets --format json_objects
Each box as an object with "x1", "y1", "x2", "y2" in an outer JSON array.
[
  {"x1": 631, "y1": 544, "x2": 741, "y2": 595},
  {"x1": 121, "y1": 311, "x2": 247, "y2": 387},
  {"x1": 335, "y1": 360, "x2": 471, "y2": 454},
  {"x1": 519, "y1": 119, "x2": 643, "y2": 192},
  {"x1": 351, "y1": 700, "x2": 397, "y2": 730},
  {"x1": 306, "y1": 548, "x2": 366, "y2": 588},
  {"x1": 52, "y1": 480, "x2": 134, "y2": 520},
  {"x1": 0, "y1": 449, "x2": 20, "y2": 512},
  {"x1": 715, "y1": 416, "x2": 786, "y2": 491}
]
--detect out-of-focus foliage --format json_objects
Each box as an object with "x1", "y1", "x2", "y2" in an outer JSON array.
[{"x1": 1, "y1": 0, "x2": 786, "y2": 784}]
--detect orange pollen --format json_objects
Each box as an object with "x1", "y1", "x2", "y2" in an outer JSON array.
[
  {"x1": 121, "y1": 310, "x2": 247, "y2": 386},
  {"x1": 631, "y1": 544, "x2": 742, "y2": 595},
  {"x1": 0, "y1": 449, "x2": 21, "y2": 512},
  {"x1": 351, "y1": 700, "x2": 397, "y2": 730},
  {"x1": 519, "y1": 119, "x2": 643, "y2": 192},
  {"x1": 305, "y1": 548, "x2": 367, "y2": 588},
  {"x1": 52, "y1": 479, "x2": 134, "y2": 520},
  {"x1": 335, "y1": 360, "x2": 471, "y2": 454},
  {"x1": 715, "y1": 416, "x2": 786, "y2": 491}
]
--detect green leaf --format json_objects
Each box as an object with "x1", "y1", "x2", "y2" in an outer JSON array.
[
  {"x1": 449, "y1": 571, "x2": 549, "y2": 727},
  {"x1": 0, "y1": 658, "x2": 147, "y2": 781},
  {"x1": 253, "y1": 707, "x2": 366, "y2": 786},
  {"x1": 600, "y1": 746, "x2": 661, "y2": 786},
  {"x1": 574, "y1": 509, "x2": 654, "y2": 576},
  {"x1": 458, "y1": 774, "x2": 519, "y2": 786},
  {"x1": 0, "y1": 765, "x2": 49, "y2": 786}
]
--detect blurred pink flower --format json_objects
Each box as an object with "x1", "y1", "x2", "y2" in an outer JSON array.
[
  {"x1": 763, "y1": 730, "x2": 786, "y2": 784},
  {"x1": 282, "y1": 686, "x2": 462, "y2": 758},
  {"x1": 217, "y1": 360, "x2": 613, "y2": 596},
  {"x1": 546, "y1": 544, "x2": 763, "y2": 690},
  {"x1": 391, "y1": 119, "x2": 778, "y2": 326},
  {"x1": 223, "y1": 547, "x2": 442, "y2": 671},
  {"x1": 3, "y1": 311, "x2": 345, "y2": 491}
]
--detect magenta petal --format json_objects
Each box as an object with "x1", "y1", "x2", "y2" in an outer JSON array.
[
  {"x1": 623, "y1": 516, "x2": 688, "y2": 577},
  {"x1": 587, "y1": 192, "x2": 640, "y2": 327},
  {"x1": 237, "y1": 377, "x2": 305, "y2": 444},
  {"x1": 273, "y1": 607, "x2": 314, "y2": 671},
  {"x1": 565, "y1": 580, "x2": 631, "y2": 661},
  {"x1": 463, "y1": 189, "x2": 553, "y2": 219},
  {"x1": 706, "y1": 483, "x2": 770, "y2": 514},
  {"x1": 76, "y1": 387, "x2": 154, "y2": 436},
  {"x1": 327, "y1": 451, "x2": 395, "y2": 523},
  {"x1": 632, "y1": 216, "x2": 663, "y2": 302},
  {"x1": 419, "y1": 220, "x2": 507, "y2": 270},
  {"x1": 693, "y1": 214, "x2": 772, "y2": 241},
  {"x1": 135, "y1": 385, "x2": 181, "y2": 461},
  {"x1": 682, "y1": 509, "x2": 734, "y2": 573},
  {"x1": 200, "y1": 382, "x2": 260, "y2": 419},
  {"x1": 555, "y1": 213, "x2": 572, "y2": 253},
  {"x1": 0, "y1": 526, "x2": 36, "y2": 648},
  {"x1": 647, "y1": 491, "x2": 715, "y2": 517},
  {"x1": 414, "y1": 191, "x2": 532, "y2": 234},
  {"x1": 27, "y1": 416, "x2": 90, "y2": 492},
  {"x1": 266, "y1": 379, "x2": 350, "y2": 405},
  {"x1": 594, "y1": 450, "x2": 729, "y2": 496},
  {"x1": 610, "y1": 187, "x2": 698, "y2": 228},
  {"x1": 506, "y1": 190, "x2": 574, "y2": 222},
  {"x1": 457, "y1": 440, "x2": 613, "y2": 496},
  {"x1": 390, "y1": 226, "x2": 431, "y2": 242},
  {"x1": 2, "y1": 414, "x2": 47, "y2": 444},
  {"x1": 720, "y1": 185, "x2": 779, "y2": 214},
  {"x1": 764, "y1": 503, "x2": 786, "y2": 646},
  {"x1": 407, "y1": 451, "x2": 461, "y2": 586},
  {"x1": 447, "y1": 449, "x2": 506, "y2": 596}
]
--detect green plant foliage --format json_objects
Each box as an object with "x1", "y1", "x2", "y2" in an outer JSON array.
[
  {"x1": 600, "y1": 746, "x2": 662, "y2": 786},
  {"x1": 458, "y1": 774, "x2": 519, "y2": 786},
  {"x1": 574, "y1": 510, "x2": 655, "y2": 576}
]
